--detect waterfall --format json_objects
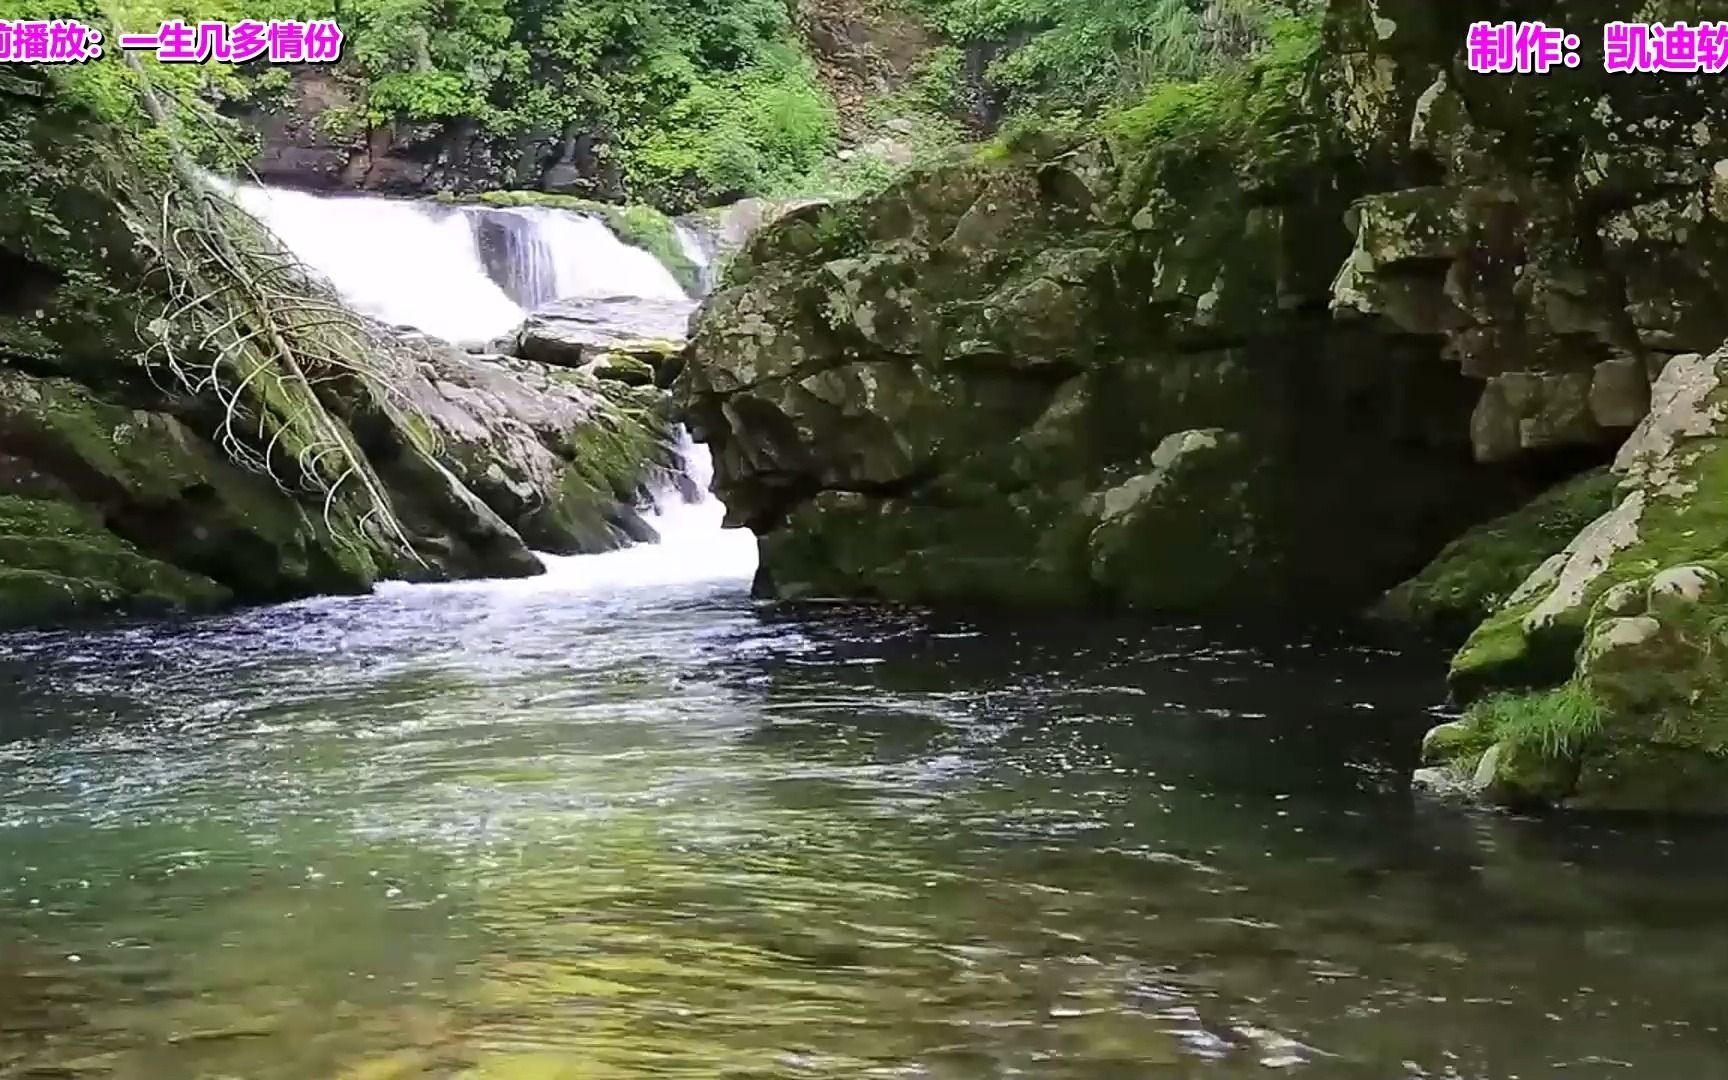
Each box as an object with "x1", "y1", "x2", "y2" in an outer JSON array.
[
  {"x1": 673, "y1": 222, "x2": 715, "y2": 294},
  {"x1": 507, "y1": 206, "x2": 688, "y2": 305},
  {"x1": 223, "y1": 184, "x2": 689, "y2": 344},
  {"x1": 224, "y1": 185, "x2": 526, "y2": 344},
  {"x1": 514, "y1": 429, "x2": 759, "y2": 590},
  {"x1": 225, "y1": 181, "x2": 755, "y2": 587}
]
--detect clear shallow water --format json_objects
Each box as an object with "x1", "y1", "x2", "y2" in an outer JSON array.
[{"x1": 3, "y1": 560, "x2": 1728, "y2": 1079}]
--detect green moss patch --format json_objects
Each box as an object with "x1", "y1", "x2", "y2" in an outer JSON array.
[
  {"x1": 1468, "y1": 681, "x2": 1604, "y2": 761},
  {"x1": 0, "y1": 494, "x2": 229, "y2": 626},
  {"x1": 1379, "y1": 468, "x2": 1619, "y2": 640}
]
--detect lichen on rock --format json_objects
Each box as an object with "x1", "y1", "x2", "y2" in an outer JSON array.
[{"x1": 1423, "y1": 347, "x2": 1728, "y2": 812}]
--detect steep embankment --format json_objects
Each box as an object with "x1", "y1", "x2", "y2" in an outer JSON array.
[
  {"x1": 677, "y1": 0, "x2": 1728, "y2": 810},
  {"x1": 0, "y1": 68, "x2": 678, "y2": 627}
]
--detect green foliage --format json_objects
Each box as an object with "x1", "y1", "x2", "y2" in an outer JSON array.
[
  {"x1": 453, "y1": 0, "x2": 836, "y2": 208},
  {"x1": 1101, "y1": 79, "x2": 1229, "y2": 148},
  {"x1": 1468, "y1": 682, "x2": 1605, "y2": 761},
  {"x1": 914, "y1": 0, "x2": 1320, "y2": 119},
  {"x1": 6, "y1": 0, "x2": 836, "y2": 208},
  {"x1": 315, "y1": 104, "x2": 367, "y2": 140},
  {"x1": 626, "y1": 60, "x2": 837, "y2": 208},
  {"x1": 906, "y1": 44, "x2": 967, "y2": 115},
  {"x1": 809, "y1": 203, "x2": 867, "y2": 257},
  {"x1": 342, "y1": 0, "x2": 519, "y2": 122},
  {"x1": 796, "y1": 153, "x2": 901, "y2": 200},
  {"x1": 1100, "y1": 12, "x2": 1321, "y2": 158}
]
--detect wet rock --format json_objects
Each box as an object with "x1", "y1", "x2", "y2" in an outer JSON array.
[
  {"x1": 509, "y1": 296, "x2": 695, "y2": 375},
  {"x1": 1419, "y1": 720, "x2": 1483, "y2": 766},
  {"x1": 0, "y1": 369, "x2": 390, "y2": 601},
  {"x1": 0, "y1": 494, "x2": 229, "y2": 627},
  {"x1": 1590, "y1": 356, "x2": 1651, "y2": 430},
  {"x1": 395, "y1": 340, "x2": 674, "y2": 555},
  {"x1": 679, "y1": 129, "x2": 1525, "y2": 614},
  {"x1": 230, "y1": 70, "x2": 570, "y2": 197}
]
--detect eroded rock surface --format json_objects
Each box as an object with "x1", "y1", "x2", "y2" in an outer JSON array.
[
  {"x1": 398, "y1": 337, "x2": 675, "y2": 554},
  {"x1": 508, "y1": 296, "x2": 695, "y2": 382}
]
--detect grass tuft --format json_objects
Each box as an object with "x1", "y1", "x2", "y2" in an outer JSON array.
[{"x1": 1467, "y1": 682, "x2": 1605, "y2": 760}]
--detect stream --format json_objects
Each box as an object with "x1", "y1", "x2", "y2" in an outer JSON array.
[{"x1": 2, "y1": 188, "x2": 1726, "y2": 1080}]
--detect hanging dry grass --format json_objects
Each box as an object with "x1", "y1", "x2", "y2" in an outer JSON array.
[{"x1": 120, "y1": 56, "x2": 439, "y2": 565}]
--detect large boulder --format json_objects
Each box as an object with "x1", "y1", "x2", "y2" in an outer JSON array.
[
  {"x1": 507, "y1": 296, "x2": 695, "y2": 378},
  {"x1": 395, "y1": 337, "x2": 675, "y2": 554},
  {"x1": 1421, "y1": 347, "x2": 1728, "y2": 812},
  {"x1": 675, "y1": 23, "x2": 1557, "y2": 614}
]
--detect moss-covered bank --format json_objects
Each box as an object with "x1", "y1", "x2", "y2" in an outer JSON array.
[
  {"x1": 1, "y1": 64, "x2": 676, "y2": 627},
  {"x1": 677, "y1": 0, "x2": 1728, "y2": 812}
]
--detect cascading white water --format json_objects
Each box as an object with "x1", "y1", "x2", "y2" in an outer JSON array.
[
  {"x1": 224, "y1": 185, "x2": 527, "y2": 343},
  {"x1": 673, "y1": 222, "x2": 713, "y2": 294},
  {"x1": 504, "y1": 206, "x2": 688, "y2": 304},
  {"x1": 225, "y1": 184, "x2": 691, "y2": 343},
  {"x1": 226, "y1": 181, "x2": 756, "y2": 588},
  {"x1": 377, "y1": 429, "x2": 758, "y2": 597}
]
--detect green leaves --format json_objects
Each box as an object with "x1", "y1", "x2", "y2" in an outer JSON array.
[
  {"x1": 913, "y1": 0, "x2": 1320, "y2": 119},
  {"x1": 319, "y1": 0, "x2": 835, "y2": 206}
]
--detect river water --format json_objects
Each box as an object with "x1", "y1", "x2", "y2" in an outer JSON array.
[{"x1": 2, "y1": 188, "x2": 1726, "y2": 1079}]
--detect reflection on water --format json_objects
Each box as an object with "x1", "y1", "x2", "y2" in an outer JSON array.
[{"x1": 1, "y1": 574, "x2": 1727, "y2": 1079}]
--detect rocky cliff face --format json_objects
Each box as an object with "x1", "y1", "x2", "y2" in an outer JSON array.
[
  {"x1": 0, "y1": 70, "x2": 674, "y2": 627},
  {"x1": 677, "y1": 0, "x2": 1728, "y2": 810}
]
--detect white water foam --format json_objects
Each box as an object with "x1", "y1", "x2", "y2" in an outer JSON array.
[
  {"x1": 223, "y1": 180, "x2": 757, "y2": 589},
  {"x1": 224, "y1": 184, "x2": 690, "y2": 343},
  {"x1": 672, "y1": 222, "x2": 713, "y2": 294},
  {"x1": 516, "y1": 431, "x2": 757, "y2": 592},
  {"x1": 505, "y1": 206, "x2": 688, "y2": 303},
  {"x1": 375, "y1": 430, "x2": 757, "y2": 597},
  {"x1": 223, "y1": 184, "x2": 526, "y2": 343}
]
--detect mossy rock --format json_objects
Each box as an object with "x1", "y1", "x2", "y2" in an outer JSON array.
[
  {"x1": 1437, "y1": 348, "x2": 1728, "y2": 812},
  {"x1": 1417, "y1": 681, "x2": 1600, "y2": 808},
  {"x1": 0, "y1": 371, "x2": 381, "y2": 601},
  {"x1": 0, "y1": 495, "x2": 228, "y2": 626},
  {"x1": 1571, "y1": 738, "x2": 1728, "y2": 815},
  {"x1": 1472, "y1": 739, "x2": 1580, "y2": 808},
  {"x1": 1379, "y1": 468, "x2": 1619, "y2": 641}
]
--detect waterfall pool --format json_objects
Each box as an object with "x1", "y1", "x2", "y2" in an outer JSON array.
[
  {"x1": 5, "y1": 183, "x2": 1722, "y2": 1080},
  {"x1": 4, "y1": 550, "x2": 1728, "y2": 1077}
]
